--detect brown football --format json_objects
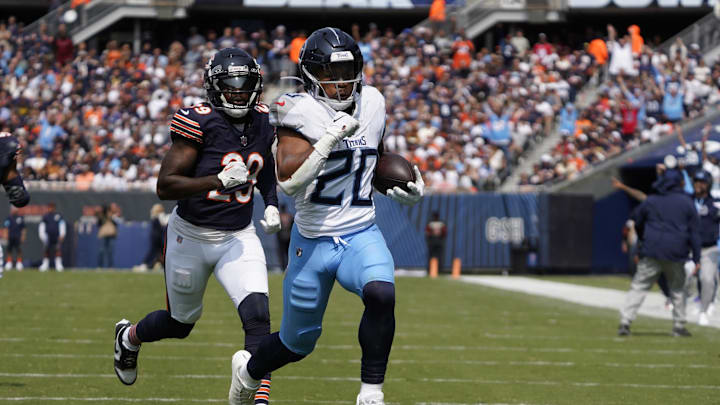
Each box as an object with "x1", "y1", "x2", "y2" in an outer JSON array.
[{"x1": 373, "y1": 152, "x2": 416, "y2": 195}]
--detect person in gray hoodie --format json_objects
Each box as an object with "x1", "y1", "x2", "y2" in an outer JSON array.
[{"x1": 618, "y1": 166, "x2": 701, "y2": 337}]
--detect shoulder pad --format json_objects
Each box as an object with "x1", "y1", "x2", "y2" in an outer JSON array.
[
  {"x1": 170, "y1": 107, "x2": 206, "y2": 144},
  {"x1": 269, "y1": 93, "x2": 312, "y2": 132}
]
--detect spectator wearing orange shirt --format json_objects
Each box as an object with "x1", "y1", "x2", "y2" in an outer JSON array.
[
  {"x1": 429, "y1": 0, "x2": 446, "y2": 34},
  {"x1": 289, "y1": 30, "x2": 306, "y2": 77},
  {"x1": 628, "y1": 25, "x2": 643, "y2": 55},
  {"x1": 451, "y1": 31, "x2": 474, "y2": 75}
]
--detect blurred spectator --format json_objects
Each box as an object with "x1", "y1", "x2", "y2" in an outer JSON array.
[
  {"x1": 53, "y1": 24, "x2": 74, "y2": 66},
  {"x1": 39, "y1": 202, "x2": 65, "y2": 272},
  {"x1": 96, "y1": 204, "x2": 118, "y2": 268},
  {"x1": 425, "y1": 211, "x2": 447, "y2": 273},
  {"x1": 628, "y1": 24, "x2": 643, "y2": 55},
  {"x1": 3, "y1": 206, "x2": 25, "y2": 271},
  {"x1": 510, "y1": 30, "x2": 530, "y2": 57},
  {"x1": 429, "y1": 0, "x2": 446, "y2": 33},
  {"x1": 607, "y1": 25, "x2": 636, "y2": 77},
  {"x1": 134, "y1": 203, "x2": 166, "y2": 272}
]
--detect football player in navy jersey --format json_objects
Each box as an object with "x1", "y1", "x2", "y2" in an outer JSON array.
[
  {"x1": 113, "y1": 48, "x2": 279, "y2": 405},
  {"x1": 0, "y1": 131, "x2": 30, "y2": 279}
]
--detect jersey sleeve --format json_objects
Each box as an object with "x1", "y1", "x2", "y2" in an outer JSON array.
[
  {"x1": 169, "y1": 108, "x2": 204, "y2": 144},
  {"x1": 269, "y1": 93, "x2": 307, "y2": 134}
]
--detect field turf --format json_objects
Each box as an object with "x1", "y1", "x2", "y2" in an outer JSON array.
[{"x1": 1, "y1": 271, "x2": 719, "y2": 405}]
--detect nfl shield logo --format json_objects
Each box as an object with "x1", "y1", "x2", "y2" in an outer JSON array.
[
  {"x1": 177, "y1": 235, "x2": 183, "y2": 244},
  {"x1": 296, "y1": 248, "x2": 302, "y2": 257},
  {"x1": 240, "y1": 135, "x2": 248, "y2": 146}
]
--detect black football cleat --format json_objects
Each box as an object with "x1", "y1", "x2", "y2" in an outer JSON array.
[
  {"x1": 114, "y1": 319, "x2": 140, "y2": 385},
  {"x1": 617, "y1": 323, "x2": 631, "y2": 337},
  {"x1": 672, "y1": 327, "x2": 692, "y2": 337}
]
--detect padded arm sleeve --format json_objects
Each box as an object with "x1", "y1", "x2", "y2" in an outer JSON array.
[{"x1": 277, "y1": 134, "x2": 338, "y2": 196}]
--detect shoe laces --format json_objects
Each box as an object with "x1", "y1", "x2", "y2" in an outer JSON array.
[{"x1": 120, "y1": 346, "x2": 138, "y2": 368}]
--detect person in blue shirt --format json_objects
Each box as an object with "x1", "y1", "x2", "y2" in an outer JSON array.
[
  {"x1": 39, "y1": 202, "x2": 66, "y2": 272},
  {"x1": 662, "y1": 83, "x2": 684, "y2": 123},
  {"x1": 4, "y1": 206, "x2": 25, "y2": 271}
]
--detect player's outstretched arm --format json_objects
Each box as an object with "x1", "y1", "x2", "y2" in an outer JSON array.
[
  {"x1": 156, "y1": 137, "x2": 223, "y2": 200},
  {"x1": 2, "y1": 159, "x2": 29, "y2": 207}
]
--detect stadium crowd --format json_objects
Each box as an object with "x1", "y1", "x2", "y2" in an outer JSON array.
[
  {"x1": 519, "y1": 26, "x2": 720, "y2": 187},
  {"x1": 0, "y1": 14, "x2": 598, "y2": 193},
  {"x1": 1, "y1": 14, "x2": 716, "y2": 192}
]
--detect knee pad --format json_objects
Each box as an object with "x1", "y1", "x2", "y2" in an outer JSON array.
[
  {"x1": 362, "y1": 281, "x2": 395, "y2": 311},
  {"x1": 238, "y1": 293, "x2": 270, "y2": 336},
  {"x1": 168, "y1": 318, "x2": 195, "y2": 339}
]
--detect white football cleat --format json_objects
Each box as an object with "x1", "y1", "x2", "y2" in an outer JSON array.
[
  {"x1": 698, "y1": 312, "x2": 710, "y2": 326},
  {"x1": 114, "y1": 319, "x2": 140, "y2": 385},
  {"x1": 15, "y1": 261, "x2": 23, "y2": 271},
  {"x1": 228, "y1": 350, "x2": 259, "y2": 405},
  {"x1": 356, "y1": 391, "x2": 385, "y2": 405},
  {"x1": 4, "y1": 261, "x2": 11, "y2": 271},
  {"x1": 709, "y1": 303, "x2": 716, "y2": 316},
  {"x1": 55, "y1": 258, "x2": 64, "y2": 272},
  {"x1": 39, "y1": 259, "x2": 49, "y2": 272}
]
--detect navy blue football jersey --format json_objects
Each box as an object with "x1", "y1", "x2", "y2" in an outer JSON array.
[
  {"x1": 42, "y1": 212, "x2": 65, "y2": 238},
  {"x1": 4, "y1": 214, "x2": 24, "y2": 240},
  {"x1": 172, "y1": 102, "x2": 278, "y2": 231}
]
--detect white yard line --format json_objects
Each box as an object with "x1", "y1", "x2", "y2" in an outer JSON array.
[
  {"x1": 0, "y1": 372, "x2": 718, "y2": 391},
  {"x1": 0, "y1": 337, "x2": 704, "y2": 355},
  {"x1": 459, "y1": 276, "x2": 720, "y2": 329},
  {"x1": 3, "y1": 352, "x2": 719, "y2": 369}
]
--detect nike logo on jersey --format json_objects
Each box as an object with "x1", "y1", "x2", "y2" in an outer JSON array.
[
  {"x1": 275, "y1": 101, "x2": 286, "y2": 107},
  {"x1": 180, "y1": 109, "x2": 190, "y2": 115}
]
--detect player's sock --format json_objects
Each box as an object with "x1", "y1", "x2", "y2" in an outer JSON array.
[
  {"x1": 246, "y1": 332, "x2": 305, "y2": 380},
  {"x1": 359, "y1": 382, "x2": 383, "y2": 395},
  {"x1": 237, "y1": 294, "x2": 273, "y2": 404},
  {"x1": 135, "y1": 310, "x2": 195, "y2": 342},
  {"x1": 122, "y1": 325, "x2": 140, "y2": 350},
  {"x1": 358, "y1": 281, "x2": 395, "y2": 384}
]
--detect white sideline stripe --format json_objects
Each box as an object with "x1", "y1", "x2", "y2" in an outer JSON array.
[
  {"x1": 0, "y1": 337, "x2": 704, "y2": 355},
  {"x1": 459, "y1": 276, "x2": 720, "y2": 329},
  {"x1": 3, "y1": 352, "x2": 720, "y2": 370},
  {"x1": 1, "y1": 372, "x2": 719, "y2": 391}
]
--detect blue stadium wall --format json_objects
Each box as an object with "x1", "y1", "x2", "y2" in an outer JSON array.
[{"x1": 0, "y1": 191, "x2": 607, "y2": 272}]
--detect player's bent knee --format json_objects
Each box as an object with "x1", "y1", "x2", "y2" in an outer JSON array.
[
  {"x1": 168, "y1": 318, "x2": 195, "y2": 339},
  {"x1": 238, "y1": 293, "x2": 270, "y2": 335},
  {"x1": 362, "y1": 281, "x2": 395, "y2": 310},
  {"x1": 288, "y1": 326, "x2": 322, "y2": 355}
]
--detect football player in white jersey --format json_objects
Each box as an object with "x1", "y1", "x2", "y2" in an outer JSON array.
[{"x1": 227, "y1": 27, "x2": 424, "y2": 405}]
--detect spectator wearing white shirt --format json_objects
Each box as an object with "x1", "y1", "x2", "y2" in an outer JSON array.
[{"x1": 607, "y1": 25, "x2": 637, "y2": 77}]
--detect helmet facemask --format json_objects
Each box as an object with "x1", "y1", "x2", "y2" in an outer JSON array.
[
  {"x1": 206, "y1": 69, "x2": 262, "y2": 118},
  {"x1": 302, "y1": 53, "x2": 362, "y2": 111}
]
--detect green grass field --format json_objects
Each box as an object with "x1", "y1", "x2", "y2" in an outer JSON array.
[{"x1": 1, "y1": 271, "x2": 719, "y2": 405}]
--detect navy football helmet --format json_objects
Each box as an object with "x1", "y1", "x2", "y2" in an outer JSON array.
[
  {"x1": 204, "y1": 48, "x2": 263, "y2": 118},
  {"x1": 299, "y1": 27, "x2": 363, "y2": 110}
]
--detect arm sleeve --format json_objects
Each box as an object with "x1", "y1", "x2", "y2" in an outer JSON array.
[
  {"x1": 257, "y1": 145, "x2": 278, "y2": 208},
  {"x1": 59, "y1": 220, "x2": 67, "y2": 239}
]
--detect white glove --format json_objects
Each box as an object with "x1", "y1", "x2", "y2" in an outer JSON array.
[
  {"x1": 325, "y1": 111, "x2": 360, "y2": 142},
  {"x1": 217, "y1": 160, "x2": 248, "y2": 189},
  {"x1": 260, "y1": 205, "x2": 281, "y2": 234},
  {"x1": 387, "y1": 166, "x2": 425, "y2": 206}
]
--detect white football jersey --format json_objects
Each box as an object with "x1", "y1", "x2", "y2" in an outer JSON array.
[{"x1": 270, "y1": 86, "x2": 386, "y2": 238}]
